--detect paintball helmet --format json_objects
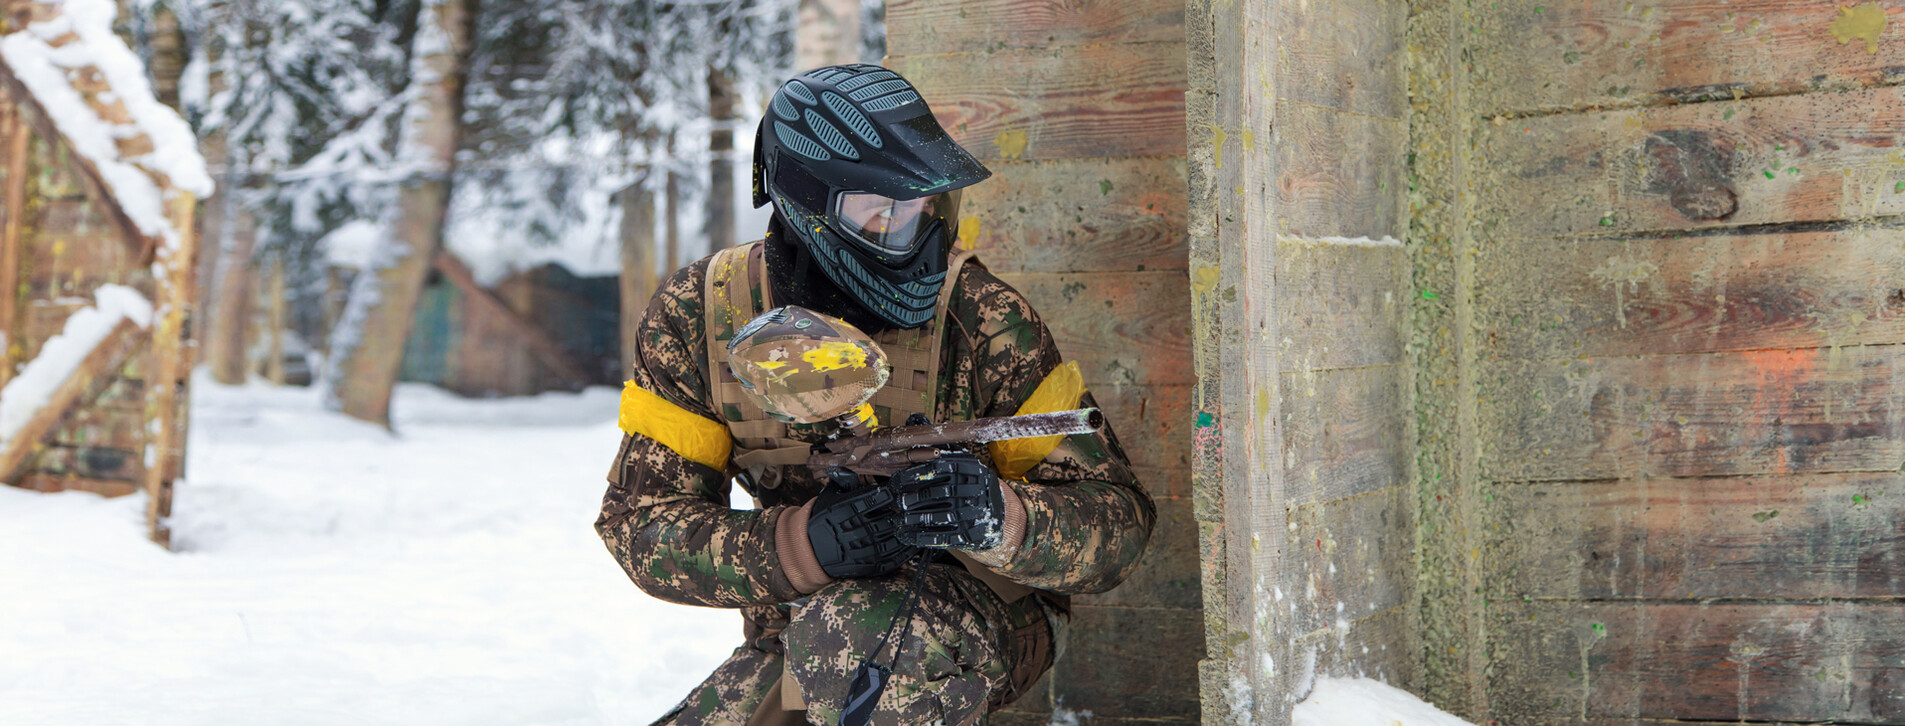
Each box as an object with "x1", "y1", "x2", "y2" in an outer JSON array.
[
  {"x1": 727, "y1": 305, "x2": 891, "y2": 424},
  {"x1": 751, "y1": 64, "x2": 991, "y2": 329}
]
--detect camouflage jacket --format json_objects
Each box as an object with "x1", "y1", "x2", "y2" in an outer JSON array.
[{"x1": 595, "y1": 253, "x2": 1156, "y2": 614}]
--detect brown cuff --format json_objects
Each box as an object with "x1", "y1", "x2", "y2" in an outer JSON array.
[
  {"x1": 964, "y1": 482, "x2": 1028, "y2": 569},
  {"x1": 776, "y1": 501, "x2": 833, "y2": 595}
]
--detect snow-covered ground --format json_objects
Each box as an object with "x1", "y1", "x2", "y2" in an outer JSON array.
[
  {"x1": 0, "y1": 375, "x2": 735, "y2": 725},
  {"x1": 1294, "y1": 678, "x2": 1477, "y2": 726}
]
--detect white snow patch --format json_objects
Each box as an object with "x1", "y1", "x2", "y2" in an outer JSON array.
[
  {"x1": 318, "y1": 219, "x2": 386, "y2": 270},
  {"x1": 1279, "y1": 234, "x2": 1405, "y2": 248},
  {"x1": 0, "y1": 375, "x2": 736, "y2": 724},
  {"x1": 0, "y1": 0, "x2": 213, "y2": 250},
  {"x1": 1293, "y1": 677, "x2": 1478, "y2": 726},
  {"x1": 0, "y1": 284, "x2": 151, "y2": 446}
]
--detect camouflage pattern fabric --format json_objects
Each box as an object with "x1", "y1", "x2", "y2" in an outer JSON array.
[{"x1": 596, "y1": 249, "x2": 1155, "y2": 720}]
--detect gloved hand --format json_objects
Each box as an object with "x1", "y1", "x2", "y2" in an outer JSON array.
[
  {"x1": 889, "y1": 452, "x2": 1006, "y2": 550},
  {"x1": 805, "y1": 478, "x2": 918, "y2": 580}
]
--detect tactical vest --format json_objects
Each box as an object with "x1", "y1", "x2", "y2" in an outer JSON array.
[{"x1": 702, "y1": 240, "x2": 975, "y2": 491}]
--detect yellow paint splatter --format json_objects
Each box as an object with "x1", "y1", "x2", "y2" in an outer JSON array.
[
  {"x1": 957, "y1": 215, "x2": 982, "y2": 250},
  {"x1": 755, "y1": 360, "x2": 788, "y2": 370},
  {"x1": 802, "y1": 341, "x2": 869, "y2": 372},
  {"x1": 1241, "y1": 129, "x2": 1256, "y2": 151},
  {"x1": 1210, "y1": 126, "x2": 1229, "y2": 169},
  {"x1": 994, "y1": 129, "x2": 1028, "y2": 159},
  {"x1": 1191, "y1": 265, "x2": 1220, "y2": 294},
  {"x1": 1830, "y1": 2, "x2": 1887, "y2": 55},
  {"x1": 1254, "y1": 387, "x2": 1270, "y2": 421}
]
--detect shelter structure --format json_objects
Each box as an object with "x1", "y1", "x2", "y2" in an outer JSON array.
[
  {"x1": 0, "y1": 0, "x2": 211, "y2": 546},
  {"x1": 892, "y1": 0, "x2": 1905, "y2": 724}
]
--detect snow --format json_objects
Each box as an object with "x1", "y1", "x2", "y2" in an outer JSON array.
[
  {"x1": 319, "y1": 219, "x2": 386, "y2": 270},
  {"x1": 0, "y1": 0, "x2": 214, "y2": 251},
  {"x1": 0, "y1": 284, "x2": 152, "y2": 445},
  {"x1": 0, "y1": 375, "x2": 736, "y2": 725},
  {"x1": 1293, "y1": 678, "x2": 1478, "y2": 726}
]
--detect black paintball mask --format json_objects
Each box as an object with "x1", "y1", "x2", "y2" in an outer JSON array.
[{"x1": 752, "y1": 64, "x2": 991, "y2": 329}]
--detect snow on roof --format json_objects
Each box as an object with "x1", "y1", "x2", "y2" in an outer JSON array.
[
  {"x1": 0, "y1": 283, "x2": 151, "y2": 446},
  {"x1": 0, "y1": 0, "x2": 213, "y2": 251}
]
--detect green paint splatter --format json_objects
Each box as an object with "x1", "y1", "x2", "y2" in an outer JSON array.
[
  {"x1": 1099, "y1": 179, "x2": 1114, "y2": 196},
  {"x1": 1420, "y1": 290, "x2": 1439, "y2": 299},
  {"x1": 1753, "y1": 510, "x2": 1780, "y2": 522},
  {"x1": 1599, "y1": 216, "x2": 1615, "y2": 226},
  {"x1": 1893, "y1": 181, "x2": 1903, "y2": 193},
  {"x1": 1788, "y1": 167, "x2": 1800, "y2": 174},
  {"x1": 1196, "y1": 411, "x2": 1215, "y2": 428},
  {"x1": 1723, "y1": 109, "x2": 1735, "y2": 120},
  {"x1": 1592, "y1": 623, "x2": 1605, "y2": 633},
  {"x1": 1764, "y1": 170, "x2": 1777, "y2": 179}
]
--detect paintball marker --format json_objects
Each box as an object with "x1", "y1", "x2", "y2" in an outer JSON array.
[{"x1": 725, "y1": 305, "x2": 1103, "y2": 480}]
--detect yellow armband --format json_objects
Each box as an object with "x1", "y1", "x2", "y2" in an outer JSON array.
[
  {"x1": 989, "y1": 361, "x2": 1085, "y2": 480},
  {"x1": 619, "y1": 381, "x2": 733, "y2": 471}
]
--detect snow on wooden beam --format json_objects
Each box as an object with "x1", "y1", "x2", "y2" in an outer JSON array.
[{"x1": 0, "y1": 284, "x2": 153, "y2": 485}]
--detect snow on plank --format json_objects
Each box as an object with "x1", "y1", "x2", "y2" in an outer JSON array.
[{"x1": 0, "y1": 284, "x2": 151, "y2": 484}]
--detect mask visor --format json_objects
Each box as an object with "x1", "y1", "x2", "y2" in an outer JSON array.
[{"x1": 833, "y1": 190, "x2": 961, "y2": 256}]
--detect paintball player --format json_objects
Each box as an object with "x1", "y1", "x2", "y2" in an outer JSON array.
[{"x1": 596, "y1": 64, "x2": 1156, "y2": 726}]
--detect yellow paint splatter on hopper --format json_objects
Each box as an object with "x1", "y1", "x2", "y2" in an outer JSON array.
[{"x1": 803, "y1": 341, "x2": 869, "y2": 372}]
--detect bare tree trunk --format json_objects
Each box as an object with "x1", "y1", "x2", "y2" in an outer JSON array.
[
  {"x1": 324, "y1": 0, "x2": 474, "y2": 426},
  {"x1": 204, "y1": 197, "x2": 255, "y2": 385},
  {"x1": 618, "y1": 181, "x2": 656, "y2": 376},
  {"x1": 706, "y1": 66, "x2": 736, "y2": 252},
  {"x1": 665, "y1": 134, "x2": 681, "y2": 274},
  {"x1": 264, "y1": 255, "x2": 286, "y2": 385},
  {"x1": 797, "y1": 0, "x2": 862, "y2": 70}
]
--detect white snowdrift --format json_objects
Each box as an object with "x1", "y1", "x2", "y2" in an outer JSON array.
[
  {"x1": 0, "y1": 283, "x2": 151, "y2": 446},
  {"x1": 0, "y1": 0, "x2": 214, "y2": 248},
  {"x1": 1294, "y1": 677, "x2": 1478, "y2": 726},
  {"x1": 0, "y1": 376, "x2": 735, "y2": 725}
]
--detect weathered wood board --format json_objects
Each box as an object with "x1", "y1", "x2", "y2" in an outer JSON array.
[
  {"x1": 1281, "y1": 364, "x2": 1409, "y2": 506},
  {"x1": 1490, "y1": 601, "x2": 1905, "y2": 723},
  {"x1": 886, "y1": 0, "x2": 1183, "y2": 55},
  {"x1": 1271, "y1": 103, "x2": 1406, "y2": 241},
  {"x1": 1490, "y1": 472, "x2": 1905, "y2": 601},
  {"x1": 996, "y1": 270, "x2": 1194, "y2": 387},
  {"x1": 1051, "y1": 604, "x2": 1204, "y2": 721},
  {"x1": 889, "y1": 42, "x2": 1187, "y2": 162},
  {"x1": 1473, "y1": 0, "x2": 1905, "y2": 115},
  {"x1": 1277, "y1": 235, "x2": 1408, "y2": 371},
  {"x1": 1280, "y1": 484, "x2": 1416, "y2": 635},
  {"x1": 1090, "y1": 382, "x2": 1191, "y2": 477},
  {"x1": 958, "y1": 156, "x2": 1186, "y2": 274},
  {"x1": 1484, "y1": 346, "x2": 1905, "y2": 482},
  {"x1": 1483, "y1": 86, "x2": 1905, "y2": 239},
  {"x1": 1290, "y1": 605, "x2": 1420, "y2": 695},
  {"x1": 1272, "y1": 0, "x2": 1406, "y2": 120},
  {"x1": 1480, "y1": 229, "x2": 1905, "y2": 360}
]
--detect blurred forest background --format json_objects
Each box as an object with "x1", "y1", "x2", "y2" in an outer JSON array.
[{"x1": 135, "y1": 0, "x2": 879, "y2": 422}]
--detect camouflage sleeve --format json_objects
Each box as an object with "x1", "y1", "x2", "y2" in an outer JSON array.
[
  {"x1": 955, "y1": 271, "x2": 1157, "y2": 595},
  {"x1": 594, "y1": 262, "x2": 805, "y2": 608}
]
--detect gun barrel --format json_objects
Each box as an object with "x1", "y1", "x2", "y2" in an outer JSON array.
[{"x1": 812, "y1": 408, "x2": 1104, "y2": 473}]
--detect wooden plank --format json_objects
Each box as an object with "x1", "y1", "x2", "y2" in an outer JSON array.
[
  {"x1": 1277, "y1": 235, "x2": 1408, "y2": 371},
  {"x1": 1491, "y1": 472, "x2": 1905, "y2": 601},
  {"x1": 995, "y1": 270, "x2": 1193, "y2": 387},
  {"x1": 1485, "y1": 86, "x2": 1905, "y2": 239},
  {"x1": 958, "y1": 156, "x2": 1187, "y2": 274},
  {"x1": 28, "y1": 444, "x2": 144, "y2": 482},
  {"x1": 0, "y1": 318, "x2": 146, "y2": 483},
  {"x1": 431, "y1": 250, "x2": 591, "y2": 386},
  {"x1": 1473, "y1": 0, "x2": 1905, "y2": 116},
  {"x1": 0, "y1": 99, "x2": 26, "y2": 391},
  {"x1": 886, "y1": 0, "x2": 1182, "y2": 55},
  {"x1": 142, "y1": 192, "x2": 198, "y2": 548},
  {"x1": 1281, "y1": 485, "x2": 1416, "y2": 635},
  {"x1": 1078, "y1": 496, "x2": 1202, "y2": 610},
  {"x1": 1281, "y1": 364, "x2": 1409, "y2": 506},
  {"x1": 1050, "y1": 605, "x2": 1204, "y2": 721},
  {"x1": 1480, "y1": 229, "x2": 1905, "y2": 360},
  {"x1": 1273, "y1": 0, "x2": 1406, "y2": 120},
  {"x1": 50, "y1": 395, "x2": 145, "y2": 451},
  {"x1": 887, "y1": 42, "x2": 1187, "y2": 162},
  {"x1": 1089, "y1": 382, "x2": 1191, "y2": 476},
  {"x1": 1290, "y1": 605, "x2": 1421, "y2": 696},
  {"x1": 1272, "y1": 102, "x2": 1406, "y2": 241},
  {"x1": 1482, "y1": 346, "x2": 1905, "y2": 482},
  {"x1": 1489, "y1": 601, "x2": 1905, "y2": 724},
  {"x1": 0, "y1": 71, "x2": 153, "y2": 259},
  {"x1": 12, "y1": 471, "x2": 138, "y2": 497}
]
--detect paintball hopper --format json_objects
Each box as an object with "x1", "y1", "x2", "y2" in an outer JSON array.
[{"x1": 726, "y1": 305, "x2": 891, "y2": 424}]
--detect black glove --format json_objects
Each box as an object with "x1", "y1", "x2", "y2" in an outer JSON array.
[
  {"x1": 890, "y1": 452, "x2": 1005, "y2": 550},
  {"x1": 806, "y1": 478, "x2": 917, "y2": 580}
]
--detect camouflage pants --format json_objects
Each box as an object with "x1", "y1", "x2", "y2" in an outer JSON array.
[{"x1": 652, "y1": 563, "x2": 1063, "y2": 726}]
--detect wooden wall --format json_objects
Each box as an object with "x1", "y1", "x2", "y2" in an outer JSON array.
[
  {"x1": 1414, "y1": 1, "x2": 1905, "y2": 722},
  {"x1": 0, "y1": 85, "x2": 163, "y2": 498},
  {"x1": 885, "y1": 1, "x2": 1199, "y2": 722},
  {"x1": 1190, "y1": 0, "x2": 1415, "y2": 722}
]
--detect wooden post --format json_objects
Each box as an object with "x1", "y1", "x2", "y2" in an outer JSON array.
[
  {"x1": 706, "y1": 65, "x2": 736, "y2": 251},
  {"x1": 0, "y1": 101, "x2": 27, "y2": 392},
  {"x1": 324, "y1": 0, "x2": 473, "y2": 426},
  {"x1": 143, "y1": 192, "x2": 198, "y2": 547},
  {"x1": 264, "y1": 255, "x2": 285, "y2": 385},
  {"x1": 618, "y1": 181, "x2": 656, "y2": 375}
]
